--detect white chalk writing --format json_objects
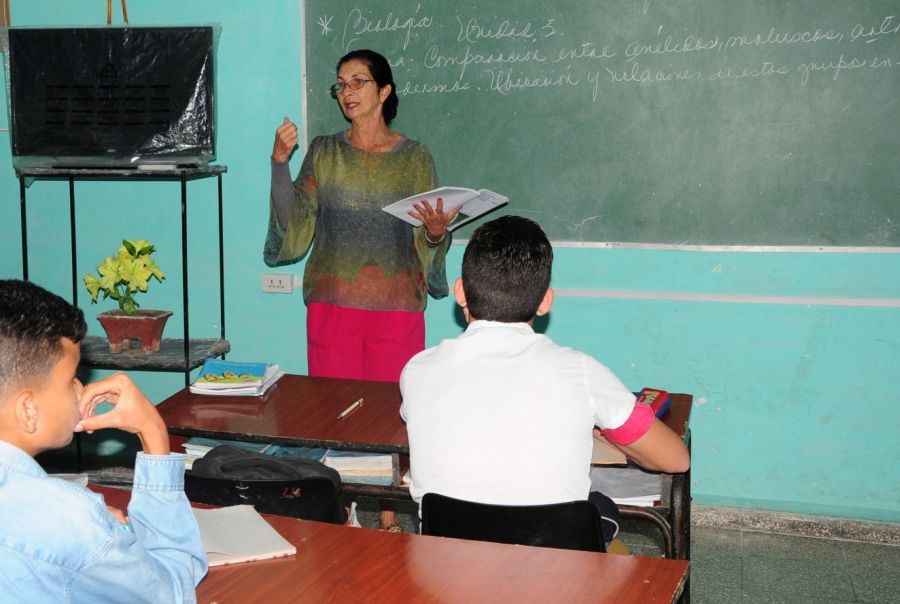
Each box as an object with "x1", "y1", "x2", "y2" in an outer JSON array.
[
  {"x1": 321, "y1": 5, "x2": 899, "y2": 103},
  {"x1": 456, "y1": 15, "x2": 537, "y2": 44},
  {"x1": 485, "y1": 65, "x2": 579, "y2": 95},
  {"x1": 341, "y1": 5, "x2": 432, "y2": 52},
  {"x1": 850, "y1": 16, "x2": 900, "y2": 43},
  {"x1": 423, "y1": 44, "x2": 546, "y2": 81},
  {"x1": 797, "y1": 54, "x2": 892, "y2": 86}
]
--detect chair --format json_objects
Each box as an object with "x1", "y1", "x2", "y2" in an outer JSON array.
[
  {"x1": 185, "y1": 473, "x2": 347, "y2": 524},
  {"x1": 420, "y1": 493, "x2": 606, "y2": 552}
]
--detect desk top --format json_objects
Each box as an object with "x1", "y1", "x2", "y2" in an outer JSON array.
[
  {"x1": 157, "y1": 374, "x2": 691, "y2": 454},
  {"x1": 94, "y1": 485, "x2": 689, "y2": 603},
  {"x1": 157, "y1": 374, "x2": 408, "y2": 453}
]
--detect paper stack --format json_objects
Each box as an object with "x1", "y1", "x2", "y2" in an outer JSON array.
[
  {"x1": 322, "y1": 450, "x2": 394, "y2": 486},
  {"x1": 192, "y1": 505, "x2": 296, "y2": 567},
  {"x1": 190, "y1": 358, "x2": 284, "y2": 397},
  {"x1": 181, "y1": 437, "x2": 273, "y2": 470}
]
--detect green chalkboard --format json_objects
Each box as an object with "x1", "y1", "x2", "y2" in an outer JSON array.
[{"x1": 304, "y1": 0, "x2": 900, "y2": 245}]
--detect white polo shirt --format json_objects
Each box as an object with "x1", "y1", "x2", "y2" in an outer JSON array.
[{"x1": 399, "y1": 320, "x2": 638, "y2": 509}]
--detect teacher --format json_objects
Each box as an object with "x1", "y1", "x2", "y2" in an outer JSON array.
[{"x1": 264, "y1": 49, "x2": 458, "y2": 382}]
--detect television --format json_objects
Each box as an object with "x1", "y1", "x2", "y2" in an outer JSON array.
[{"x1": 5, "y1": 25, "x2": 218, "y2": 169}]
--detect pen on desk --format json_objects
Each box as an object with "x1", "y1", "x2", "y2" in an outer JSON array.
[{"x1": 337, "y1": 398, "x2": 364, "y2": 420}]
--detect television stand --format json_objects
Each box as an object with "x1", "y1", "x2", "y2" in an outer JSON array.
[{"x1": 15, "y1": 164, "x2": 229, "y2": 386}]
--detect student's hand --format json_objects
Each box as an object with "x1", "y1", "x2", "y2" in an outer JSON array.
[
  {"x1": 76, "y1": 373, "x2": 170, "y2": 456},
  {"x1": 272, "y1": 116, "x2": 299, "y2": 163},
  {"x1": 409, "y1": 197, "x2": 460, "y2": 242},
  {"x1": 106, "y1": 505, "x2": 127, "y2": 525}
]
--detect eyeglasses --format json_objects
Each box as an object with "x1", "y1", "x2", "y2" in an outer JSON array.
[{"x1": 329, "y1": 78, "x2": 375, "y2": 98}]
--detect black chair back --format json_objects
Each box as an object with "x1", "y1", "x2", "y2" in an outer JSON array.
[
  {"x1": 420, "y1": 493, "x2": 605, "y2": 552},
  {"x1": 185, "y1": 473, "x2": 347, "y2": 524}
]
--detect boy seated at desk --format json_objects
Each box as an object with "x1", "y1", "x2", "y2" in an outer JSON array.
[
  {"x1": 0, "y1": 279, "x2": 207, "y2": 602},
  {"x1": 400, "y1": 216, "x2": 690, "y2": 543}
]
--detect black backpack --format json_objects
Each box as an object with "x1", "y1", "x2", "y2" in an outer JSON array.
[
  {"x1": 187, "y1": 445, "x2": 346, "y2": 523},
  {"x1": 190, "y1": 445, "x2": 341, "y2": 489}
]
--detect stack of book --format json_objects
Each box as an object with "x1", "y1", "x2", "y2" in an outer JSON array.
[
  {"x1": 321, "y1": 450, "x2": 394, "y2": 486},
  {"x1": 181, "y1": 437, "x2": 273, "y2": 470},
  {"x1": 190, "y1": 358, "x2": 284, "y2": 397}
]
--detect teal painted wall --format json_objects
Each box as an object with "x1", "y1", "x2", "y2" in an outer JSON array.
[{"x1": 2, "y1": 1, "x2": 897, "y2": 522}]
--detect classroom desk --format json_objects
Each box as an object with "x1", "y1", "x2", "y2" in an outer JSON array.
[
  {"x1": 156, "y1": 375, "x2": 692, "y2": 559},
  {"x1": 94, "y1": 484, "x2": 689, "y2": 603}
]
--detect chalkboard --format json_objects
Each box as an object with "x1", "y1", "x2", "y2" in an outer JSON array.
[{"x1": 304, "y1": 0, "x2": 900, "y2": 245}]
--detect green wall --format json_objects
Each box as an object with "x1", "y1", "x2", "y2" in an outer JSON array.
[{"x1": 2, "y1": 1, "x2": 897, "y2": 522}]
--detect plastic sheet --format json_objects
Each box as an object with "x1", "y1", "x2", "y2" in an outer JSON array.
[{"x1": 3, "y1": 25, "x2": 220, "y2": 169}]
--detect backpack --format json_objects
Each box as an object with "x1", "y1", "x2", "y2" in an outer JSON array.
[{"x1": 190, "y1": 445, "x2": 342, "y2": 491}]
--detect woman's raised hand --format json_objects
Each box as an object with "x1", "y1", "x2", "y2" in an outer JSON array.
[
  {"x1": 409, "y1": 197, "x2": 461, "y2": 243},
  {"x1": 272, "y1": 116, "x2": 299, "y2": 163}
]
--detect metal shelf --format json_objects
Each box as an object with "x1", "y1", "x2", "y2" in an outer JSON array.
[
  {"x1": 16, "y1": 165, "x2": 229, "y2": 386},
  {"x1": 80, "y1": 336, "x2": 231, "y2": 372}
]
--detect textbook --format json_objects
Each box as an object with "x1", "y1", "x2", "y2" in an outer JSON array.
[
  {"x1": 181, "y1": 437, "x2": 274, "y2": 470},
  {"x1": 636, "y1": 388, "x2": 671, "y2": 418},
  {"x1": 322, "y1": 450, "x2": 394, "y2": 486},
  {"x1": 193, "y1": 359, "x2": 268, "y2": 388},
  {"x1": 382, "y1": 186, "x2": 508, "y2": 231},
  {"x1": 192, "y1": 505, "x2": 296, "y2": 567},
  {"x1": 591, "y1": 438, "x2": 627, "y2": 466},
  {"x1": 190, "y1": 359, "x2": 284, "y2": 397}
]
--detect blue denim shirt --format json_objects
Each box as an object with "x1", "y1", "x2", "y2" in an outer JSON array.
[{"x1": 0, "y1": 440, "x2": 207, "y2": 603}]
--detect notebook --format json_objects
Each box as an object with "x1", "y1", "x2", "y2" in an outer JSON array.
[{"x1": 192, "y1": 505, "x2": 296, "y2": 567}]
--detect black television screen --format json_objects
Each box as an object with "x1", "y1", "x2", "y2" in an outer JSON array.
[{"x1": 6, "y1": 26, "x2": 217, "y2": 169}]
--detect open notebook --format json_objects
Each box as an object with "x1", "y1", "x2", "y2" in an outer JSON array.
[{"x1": 192, "y1": 505, "x2": 296, "y2": 567}]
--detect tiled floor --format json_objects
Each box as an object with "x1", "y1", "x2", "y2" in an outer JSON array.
[
  {"x1": 355, "y1": 499, "x2": 900, "y2": 603},
  {"x1": 676, "y1": 525, "x2": 900, "y2": 604}
]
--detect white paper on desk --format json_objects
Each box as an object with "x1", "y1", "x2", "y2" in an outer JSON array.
[{"x1": 192, "y1": 505, "x2": 296, "y2": 567}]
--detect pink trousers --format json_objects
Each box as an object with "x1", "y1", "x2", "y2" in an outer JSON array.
[{"x1": 306, "y1": 303, "x2": 425, "y2": 382}]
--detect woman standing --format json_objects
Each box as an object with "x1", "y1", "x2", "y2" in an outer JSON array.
[{"x1": 265, "y1": 49, "x2": 457, "y2": 382}]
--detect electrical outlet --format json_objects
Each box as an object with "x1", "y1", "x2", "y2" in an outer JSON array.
[{"x1": 261, "y1": 273, "x2": 293, "y2": 293}]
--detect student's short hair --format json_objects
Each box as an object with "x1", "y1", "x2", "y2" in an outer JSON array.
[
  {"x1": 337, "y1": 49, "x2": 399, "y2": 125},
  {"x1": 462, "y1": 215, "x2": 553, "y2": 322},
  {"x1": 0, "y1": 280, "x2": 86, "y2": 396}
]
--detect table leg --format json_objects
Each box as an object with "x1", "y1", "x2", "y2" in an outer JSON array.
[{"x1": 672, "y1": 445, "x2": 692, "y2": 603}]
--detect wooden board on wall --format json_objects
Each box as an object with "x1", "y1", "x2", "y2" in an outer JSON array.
[{"x1": 304, "y1": 0, "x2": 900, "y2": 245}]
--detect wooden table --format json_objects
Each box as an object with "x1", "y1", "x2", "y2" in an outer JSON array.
[
  {"x1": 95, "y1": 485, "x2": 689, "y2": 603},
  {"x1": 157, "y1": 376, "x2": 693, "y2": 586},
  {"x1": 157, "y1": 374, "x2": 408, "y2": 453}
]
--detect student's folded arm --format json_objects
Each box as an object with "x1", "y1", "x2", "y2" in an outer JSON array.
[
  {"x1": 69, "y1": 455, "x2": 207, "y2": 603},
  {"x1": 613, "y1": 420, "x2": 691, "y2": 474}
]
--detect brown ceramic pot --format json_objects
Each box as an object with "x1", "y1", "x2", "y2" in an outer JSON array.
[{"x1": 96, "y1": 309, "x2": 173, "y2": 353}]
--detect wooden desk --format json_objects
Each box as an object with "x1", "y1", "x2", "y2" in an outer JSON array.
[
  {"x1": 157, "y1": 374, "x2": 407, "y2": 453},
  {"x1": 94, "y1": 485, "x2": 689, "y2": 603},
  {"x1": 157, "y1": 376, "x2": 692, "y2": 561}
]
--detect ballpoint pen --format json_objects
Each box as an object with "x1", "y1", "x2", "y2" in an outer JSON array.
[{"x1": 337, "y1": 398, "x2": 364, "y2": 420}]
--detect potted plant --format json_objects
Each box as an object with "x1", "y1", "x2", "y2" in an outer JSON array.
[{"x1": 83, "y1": 239, "x2": 172, "y2": 353}]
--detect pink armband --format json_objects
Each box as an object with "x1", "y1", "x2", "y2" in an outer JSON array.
[{"x1": 603, "y1": 403, "x2": 655, "y2": 446}]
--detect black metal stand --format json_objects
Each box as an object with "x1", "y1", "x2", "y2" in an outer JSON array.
[{"x1": 16, "y1": 165, "x2": 230, "y2": 386}]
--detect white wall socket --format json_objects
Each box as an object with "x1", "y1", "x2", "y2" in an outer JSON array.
[{"x1": 261, "y1": 273, "x2": 293, "y2": 293}]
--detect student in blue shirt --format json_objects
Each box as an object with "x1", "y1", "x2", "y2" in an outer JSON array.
[{"x1": 0, "y1": 279, "x2": 207, "y2": 603}]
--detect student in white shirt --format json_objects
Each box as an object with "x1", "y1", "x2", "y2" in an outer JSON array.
[{"x1": 400, "y1": 216, "x2": 690, "y2": 542}]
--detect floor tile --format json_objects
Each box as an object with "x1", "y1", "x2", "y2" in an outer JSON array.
[
  {"x1": 690, "y1": 584, "x2": 742, "y2": 604},
  {"x1": 742, "y1": 554, "x2": 856, "y2": 601},
  {"x1": 741, "y1": 594, "x2": 857, "y2": 603},
  {"x1": 843, "y1": 541, "x2": 900, "y2": 603},
  {"x1": 741, "y1": 530, "x2": 845, "y2": 563}
]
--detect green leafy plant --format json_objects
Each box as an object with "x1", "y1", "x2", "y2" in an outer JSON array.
[{"x1": 84, "y1": 239, "x2": 165, "y2": 315}]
